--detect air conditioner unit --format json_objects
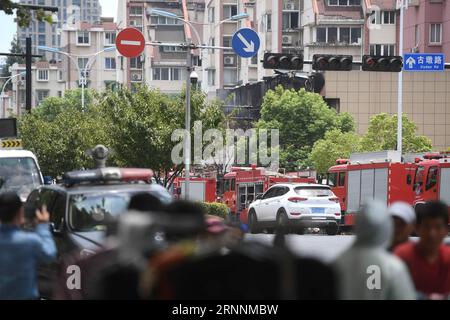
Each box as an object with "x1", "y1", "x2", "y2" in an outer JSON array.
[
  {"x1": 131, "y1": 73, "x2": 142, "y2": 81},
  {"x1": 408, "y1": 0, "x2": 420, "y2": 6},
  {"x1": 284, "y1": 2, "x2": 296, "y2": 10},
  {"x1": 130, "y1": 20, "x2": 137, "y2": 26},
  {"x1": 282, "y1": 35, "x2": 293, "y2": 45},
  {"x1": 224, "y1": 56, "x2": 235, "y2": 65}
]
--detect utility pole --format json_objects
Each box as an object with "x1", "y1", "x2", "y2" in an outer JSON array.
[
  {"x1": 25, "y1": 38, "x2": 32, "y2": 112},
  {"x1": 397, "y1": 0, "x2": 405, "y2": 155},
  {"x1": 184, "y1": 41, "x2": 192, "y2": 200}
]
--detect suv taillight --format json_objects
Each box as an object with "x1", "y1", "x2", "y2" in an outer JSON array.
[
  {"x1": 329, "y1": 197, "x2": 339, "y2": 203},
  {"x1": 288, "y1": 197, "x2": 308, "y2": 203}
]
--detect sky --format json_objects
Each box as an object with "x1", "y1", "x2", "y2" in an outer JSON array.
[{"x1": 0, "y1": 0, "x2": 118, "y2": 55}]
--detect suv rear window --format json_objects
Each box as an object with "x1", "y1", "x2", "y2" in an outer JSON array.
[{"x1": 294, "y1": 187, "x2": 333, "y2": 197}]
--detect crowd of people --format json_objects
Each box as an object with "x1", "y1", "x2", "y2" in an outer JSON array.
[{"x1": 0, "y1": 190, "x2": 449, "y2": 300}]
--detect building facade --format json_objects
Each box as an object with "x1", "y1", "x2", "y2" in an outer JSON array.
[
  {"x1": 17, "y1": 0, "x2": 102, "y2": 59},
  {"x1": 116, "y1": 0, "x2": 204, "y2": 94},
  {"x1": 60, "y1": 18, "x2": 118, "y2": 92}
]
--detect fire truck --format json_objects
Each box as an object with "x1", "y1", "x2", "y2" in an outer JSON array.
[
  {"x1": 327, "y1": 151, "x2": 417, "y2": 228},
  {"x1": 413, "y1": 153, "x2": 450, "y2": 208},
  {"x1": 221, "y1": 165, "x2": 316, "y2": 223},
  {"x1": 172, "y1": 177, "x2": 217, "y2": 203}
]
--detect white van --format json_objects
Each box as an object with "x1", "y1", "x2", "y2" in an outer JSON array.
[{"x1": 0, "y1": 149, "x2": 44, "y2": 201}]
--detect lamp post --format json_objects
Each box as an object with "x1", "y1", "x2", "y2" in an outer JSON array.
[
  {"x1": 397, "y1": 0, "x2": 406, "y2": 155},
  {"x1": 149, "y1": 9, "x2": 248, "y2": 200},
  {"x1": 38, "y1": 45, "x2": 116, "y2": 110}
]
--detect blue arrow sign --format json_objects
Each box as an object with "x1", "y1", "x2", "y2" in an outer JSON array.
[
  {"x1": 232, "y1": 28, "x2": 260, "y2": 58},
  {"x1": 403, "y1": 53, "x2": 445, "y2": 72}
]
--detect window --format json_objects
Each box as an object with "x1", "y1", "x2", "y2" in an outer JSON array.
[
  {"x1": 150, "y1": 16, "x2": 181, "y2": 25},
  {"x1": 51, "y1": 194, "x2": 66, "y2": 231},
  {"x1": 327, "y1": 172, "x2": 338, "y2": 187},
  {"x1": 414, "y1": 166, "x2": 425, "y2": 193},
  {"x1": 282, "y1": 12, "x2": 299, "y2": 30},
  {"x1": 294, "y1": 187, "x2": 333, "y2": 197},
  {"x1": 160, "y1": 46, "x2": 186, "y2": 53},
  {"x1": 38, "y1": 34, "x2": 46, "y2": 46},
  {"x1": 223, "y1": 5, "x2": 237, "y2": 20},
  {"x1": 58, "y1": 70, "x2": 63, "y2": 81},
  {"x1": 36, "y1": 90, "x2": 49, "y2": 103},
  {"x1": 429, "y1": 23, "x2": 442, "y2": 44},
  {"x1": 339, "y1": 172, "x2": 346, "y2": 186},
  {"x1": 369, "y1": 44, "x2": 395, "y2": 56},
  {"x1": 130, "y1": 57, "x2": 143, "y2": 69},
  {"x1": 129, "y1": 6, "x2": 143, "y2": 15},
  {"x1": 208, "y1": 7, "x2": 215, "y2": 23},
  {"x1": 224, "y1": 69, "x2": 238, "y2": 85},
  {"x1": 329, "y1": 0, "x2": 360, "y2": 5},
  {"x1": 207, "y1": 69, "x2": 215, "y2": 86},
  {"x1": 78, "y1": 57, "x2": 89, "y2": 69},
  {"x1": 104, "y1": 32, "x2": 116, "y2": 46},
  {"x1": 262, "y1": 187, "x2": 277, "y2": 200},
  {"x1": 223, "y1": 36, "x2": 232, "y2": 47},
  {"x1": 57, "y1": 91, "x2": 62, "y2": 97},
  {"x1": 316, "y1": 26, "x2": 361, "y2": 44},
  {"x1": 382, "y1": 11, "x2": 395, "y2": 24},
  {"x1": 152, "y1": 67, "x2": 182, "y2": 81},
  {"x1": 251, "y1": 55, "x2": 258, "y2": 65},
  {"x1": 77, "y1": 31, "x2": 90, "y2": 45},
  {"x1": 266, "y1": 14, "x2": 272, "y2": 32},
  {"x1": 38, "y1": 21, "x2": 46, "y2": 33},
  {"x1": 104, "y1": 57, "x2": 116, "y2": 70},
  {"x1": 426, "y1": 167, "x2": 438, "y2": 190},
  {"x1": 37, "y1": 69, "x2": 49, "y2": 81}
]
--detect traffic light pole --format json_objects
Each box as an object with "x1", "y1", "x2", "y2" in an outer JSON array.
[
  {"x1": 397, "y1": 0, "x2": 405, "y2": 155},
  {"x1": 25, "y1": 38, "x2": 32, "y2": 112}
]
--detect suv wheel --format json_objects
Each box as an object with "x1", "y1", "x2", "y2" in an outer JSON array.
[
  {"x1": 277, "y1": 209, "x2": 290, "y2": 233},
  {"x1": 326, "y1": 224, "x2": 339, "y2": 236},
  {"x1": 248, "y1": 210, "x2": 259, "y2": 234}
]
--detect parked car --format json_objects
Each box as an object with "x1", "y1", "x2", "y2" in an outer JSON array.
[{"x1": 247, "y1": 183, "x2": 341, "y2": 235}]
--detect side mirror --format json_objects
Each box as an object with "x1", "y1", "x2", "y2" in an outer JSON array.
[
  {"x1": 43, "y1": 176, "x2": 53, "y2": 185},
  {"x1": 406, "y1": 174, "x2": 412, "y2": 185}
]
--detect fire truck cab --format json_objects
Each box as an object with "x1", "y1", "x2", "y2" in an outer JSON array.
[
  {"x1": 413, "y1": 153, "x2": 450, "y2": 210},
  {"x1": 221, "y1": 165, "x2": 316, "y2": 224}
]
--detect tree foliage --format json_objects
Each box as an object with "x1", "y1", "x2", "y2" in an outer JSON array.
[
  {"x1": 1, "y1": 0, "x2": 54, "y2": 28},
  {"x1": 255, "y1": 86, "x2": 355, "y2": 170},
  {"x1": 309, "y1": 113, "x2": 433, "y2": 174}
]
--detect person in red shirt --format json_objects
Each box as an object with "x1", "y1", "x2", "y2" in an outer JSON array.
[{"x1": 395, "y1": 201, "x2": 450, "y2": 299}]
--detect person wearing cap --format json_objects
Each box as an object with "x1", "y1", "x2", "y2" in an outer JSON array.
[{"x1": 388, "y1": 202, "x2": 416, "y2": 252}]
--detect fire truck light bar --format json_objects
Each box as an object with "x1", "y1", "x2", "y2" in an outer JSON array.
[{"x1": 63, "y1": 168, "x2": 153, "y2": 185}]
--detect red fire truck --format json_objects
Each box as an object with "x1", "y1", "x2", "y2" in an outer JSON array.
[
  {"x1": 327, "y1": 151, "x2": 418, "y2": 228},
  {"x1": 221, "y1": 165, "x2": 316, "y2": 224},
  {"x1": 412, "y1": 153, "x2": 450, "y2": 208}
]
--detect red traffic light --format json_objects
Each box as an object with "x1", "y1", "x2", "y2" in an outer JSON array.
[{"x1": 362, "y1": 55, "x2": 403, "y2": 72}]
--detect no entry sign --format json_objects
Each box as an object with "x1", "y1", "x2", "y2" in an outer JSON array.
[{"x1": 116, "y1": 28, "x2": 145, "y2": 58}]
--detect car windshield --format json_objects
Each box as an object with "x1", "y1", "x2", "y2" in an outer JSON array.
[
  {"x1": 294, "y1": 187, "x2": 333, "y2": 197},
  {"x1": 0, "y1": 157, "x2": 42, "y2": 199},
  {"x1": 69, "y1": 192, "x2": 132, "y2": 232}
]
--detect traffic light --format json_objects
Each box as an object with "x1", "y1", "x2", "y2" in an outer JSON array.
[
  {"x1": 362, "y1": 55, "x2": 403, "y2": 72},
  {"x1": 312, "y1": 55, "x2": 353, "y2": 71},
  {"x1": 262, "y1": 53, "x2": 304, "y2": 70}
]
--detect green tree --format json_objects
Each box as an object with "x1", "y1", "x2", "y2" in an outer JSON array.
[
  {"x1": 309, "y1": 129, "x2": 362, "y2": 174},
  {"x1": 255, "y1": 86, "x2": 355, "y2": 170},
  {"x1": 99, "y1": 86, "x2": 227, "y2": 187},
  {"x1": 360, "y1": 113, "x2": 432, "y2": 153},
  {"x1": 19, "y1": 90, "x2": 112, "y2": 177}
]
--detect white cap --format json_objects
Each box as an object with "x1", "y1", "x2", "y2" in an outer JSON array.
[{"x1": 388, "y1": 202, "x2": 416, "y2": 224}]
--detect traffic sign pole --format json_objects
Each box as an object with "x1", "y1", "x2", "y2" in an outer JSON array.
[{"x1": 397, "y1": 0, "x2": 405, "y2": 155}]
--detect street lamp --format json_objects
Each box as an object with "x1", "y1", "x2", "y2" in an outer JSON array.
[
  {"x1": 1, "y1": 72, "x2": 26, "y2": 117},
  {"x1": 149, "y1": 9, "x2": 248, "y2": 200},
  {"x1": 38, "y1": 45, "x2": 116, "y2": 110}
]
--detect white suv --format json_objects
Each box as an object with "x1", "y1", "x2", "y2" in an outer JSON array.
[{"x1": 247, "y1": 183, "x2": 341, "y2": 235}]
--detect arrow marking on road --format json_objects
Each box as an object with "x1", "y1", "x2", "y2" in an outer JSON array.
[
  {"x1": 237, "y1": 33, "x2": 255, "y2": 53},
  {"x1": 406, "y1": 57, "x2": 416, "y2": 68},
  {"x1": 120, "y1": 40, "x2": 142, "y2": 46}
]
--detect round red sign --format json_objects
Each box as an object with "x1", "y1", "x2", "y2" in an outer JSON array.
[{"x1": 116, "y1": 28, "x2": 145, "y2": 58}]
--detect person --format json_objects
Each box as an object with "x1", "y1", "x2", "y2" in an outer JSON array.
[
  {"x1": 333, "y1": 200, "x2": 416, "y2": 300},
  {"x1": 395, "y1": 201, "x2": 450, "y2": 299},
  {"x1": 388, "y1": 202, "x2": 416, "y2": 251},
  {"x1": 0, "y1": 192, "x2": 57, "y2": 300}
]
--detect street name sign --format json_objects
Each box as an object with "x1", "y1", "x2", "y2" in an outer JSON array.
[
  {"x1": 232, "y1": 28, "x2": 260, "y2": 58},
  {"x1": 116, "y1": 28, "x2": 145, "y2": 58},
  {"x1": 403, "y1": 53, "x2": 445, "y2": 72}
]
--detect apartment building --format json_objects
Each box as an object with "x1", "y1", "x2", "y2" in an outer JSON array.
[
  {"x1": 9, "y1": 61, "x2": 66, "y2": 111},
  {"x1": 116, "y1": 0, "x2": 204, "y2": 94},
  {"x1": 403, "y1": 0, "x2": 450, "y2": 57},
  {"x1": 17, "y1": 0, "x2": 102, "y2": 59},
  {"x1": 60, "y1": 17, "x2": 118, "y2": 91}
]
